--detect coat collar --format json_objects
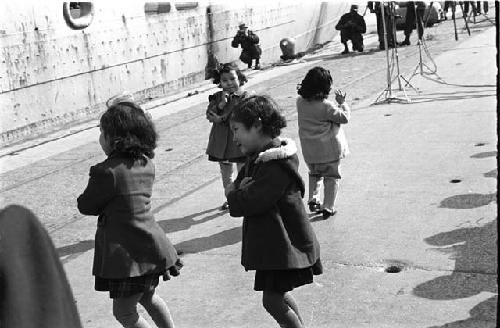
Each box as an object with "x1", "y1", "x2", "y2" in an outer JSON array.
[{"x1": 255, "y1": 137, "x2": 297, "y2": 163}]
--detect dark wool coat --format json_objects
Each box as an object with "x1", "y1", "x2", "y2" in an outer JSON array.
[
  {"x1": 77, "y1": 154, "x2": 178, "y2": 279},
  {"x1": 227, "y1": 138, "x2": 321, "y2": 271},
  {"x1": 206, "y1": 90, "x2": 246, "y2": 162},
  {"x1": 231, "y1": 30, "x2": 262, "y2": 64},
  {"x1": 0, "y1": 205, "x2": 83, "y2": 328},
  {"x1": 335, "y1": 11, "x2": 367, "y2": 34}
]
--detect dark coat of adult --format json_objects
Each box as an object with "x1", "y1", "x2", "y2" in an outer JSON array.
[
  {"x1": 368, "y1": 1, "x2": 396, "y2": 46},
  {"x1": 231, "y1": 30, "x2": 262, "y2": 64},
  {"x1": 0, "y1": 205, "x2": 83, "y2": 328},
  {"x1": 404, "y1": 1, "x2": 426, "y2": 39},
  {"x1": 227, "y1": 138, "x2": 321, "y2": 271},
  {"x1": 335, "y1": 11, "x2": 367, "y2": 40},
  {"x1": 206, "y1": 90, "x2": 246, "y2": 162},
  {"x1": 77, "y1": 154, "x2": 178, "y2": 279}
]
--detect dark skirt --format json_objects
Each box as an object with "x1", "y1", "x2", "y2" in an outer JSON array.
[
  {"x1": 254, "y1": 259, "x2": 323, "y2": 292},
  {"x1": 95, "y1": 274, "x2": 160, "y2": 299}
]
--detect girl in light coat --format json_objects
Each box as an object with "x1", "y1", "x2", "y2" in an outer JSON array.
[{"x1": 296, "y1": 66, "x2": 350, "y2": 219}]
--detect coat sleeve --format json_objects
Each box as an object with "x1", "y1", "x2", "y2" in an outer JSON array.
[
  {"x1": 231, "y1": 34, "x2": 241, "y2": 48},
  {"x1": 356, "y1": 16, "x2": 367, "y2": 33},
  {"x1": 77, "y1": 164, "x2": 116, "y2": 216},
  {"x1": 248, "y1": 31, "x2": 259, "y2": 44},
  {"x1": 325, "y1": 101, "x2": 350, "y2": 124},
  {"x1": 335, "y1": 15, "x2": 347, "y2": 30},
  {"x1": 206, "y1": 92, "x2": 220, "y2": 118},
  {"x1": 227, "y1": 162, "x2": 289, "y2": 217}
]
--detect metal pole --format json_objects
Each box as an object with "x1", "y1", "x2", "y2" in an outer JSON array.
[{"x1": 380, "y1": 2, "x2": 391, "y2": 97}]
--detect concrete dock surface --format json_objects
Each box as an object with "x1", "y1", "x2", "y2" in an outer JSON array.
[{"x1": 0, "y1": 18, "x2": 497, "y2": 328}]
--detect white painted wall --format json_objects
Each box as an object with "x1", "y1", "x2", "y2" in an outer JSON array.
[{"x1": 0, "y1": 1, "x2": 349, "y2": 146}]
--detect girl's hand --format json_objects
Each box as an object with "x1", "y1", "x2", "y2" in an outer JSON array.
[
  {"x1": 218, "y1": 92, "x2": 229, "y2": 109},
  {"x1": 334, "y1": 89, "x2": 346, "y2": 105},
  {"x1": 239, "y1": 177, "x2": 254, "y2": 189},
  {"x1": 207, "y1": 111, "x2": 223, "y2": 123}
]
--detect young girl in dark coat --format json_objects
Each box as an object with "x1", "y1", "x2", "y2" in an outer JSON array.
[
  {"x1": 206, "y1": 62, "x2": 248, "y2": 210},
  {"x1": 77, "y1": 100, "x2": 182, "y2": 328},
  {"x1": 226, "y1": 95, "x2": 322, "y2": 328}
]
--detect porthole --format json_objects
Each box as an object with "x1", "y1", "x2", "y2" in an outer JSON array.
[
  {"x1": 145, "y1": 2, "x2": 171, "y2": 15},
  {"x1": 175, "y1": 2, "x2": 198, "y2": 10},
  {"x1": 63, "y1": 2, "x2": 94, "y2": 30}
]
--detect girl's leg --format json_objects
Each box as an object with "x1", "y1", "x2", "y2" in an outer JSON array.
[
  {"x1": 262, "y1": 290, "x2": 304, "y2": 328},
  {"x1": 219, "y1": 162, "x2": 234, "y2": 192},
  {"x1": 323, "y1": 161, "x2": 342, "y2": 212},
  {"x1": 113, "y1": 293, "x2": 151, "y2": 328},
  {"x1": 139, "y1": 288, "x2": 175, "y2": 328},
  {"x1": 308, "y1": 174, "x2": 323, "y2": 204},
  {"x1": 322, "y1": 177, "x2": 339, "y2": 212},
  {"x1": 284, "y1": 293, "x2": 305, "y2": 326}
]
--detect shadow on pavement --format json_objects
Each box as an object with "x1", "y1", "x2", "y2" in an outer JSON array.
[
  {"x1": 174, "y1": 226, "x2": 241, "y2": 254},
  {"x1": 305, "y1": 48, "x2": 379, "y2": 62},
  {"x1": 413, "y1": 218, "x2": 497, "y2": 327},
  {"x1": 406, "y1": 90, "x2": 496, "y2": 104},
  {"x1": 483, "y1": 169, "x2": 497, "y2": 178},
  {"x1": 470, "y1": 151, "x2": 497, "y2": 159},
  {"x1": 439, "y1": 193, "x2": 497, "y2": 209},
  {"x1": 57, "y1": 207, "x2": 231, "y2": 262},
  {"x1": 58, "y1": 239, "x2": 94, "y2": 258},
  {"x1": 427, "y1": 295, "x2": 498, "y2": 328},
  {"x1": 157, "y1": 206, "x2": 225, "y2": 233}
]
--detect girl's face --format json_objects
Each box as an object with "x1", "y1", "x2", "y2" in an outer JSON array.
[
  {"x1": 220, "y1": 70, "x2": 240, "y2": 94},
  {"x1": 99, "y1": 127, "x2": 113, "y2": 156},
  {"x1": 231, "y1": 121, "x2": 264, "y2": 155}
]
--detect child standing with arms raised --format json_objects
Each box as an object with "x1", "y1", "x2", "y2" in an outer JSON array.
[
  {"x1": 78, "y1": 100, "x2": 182, "y2": 328},
  {"x1": 226, "y1": 95, "x2": 322, "y2": 328},
  {"x1": 297, "y1": 66, "x2": 350, "y2": 220},
  {"x1": 206, "y1": 62, "x2": 248, "y2": 210}
]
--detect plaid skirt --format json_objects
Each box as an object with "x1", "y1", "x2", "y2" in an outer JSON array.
[
  {"x1": 254, "y1": 258, "x2": 323, "y2": 292},
  {"x1": 95, "y1": 274, "x2": 160, "y2": 299}
]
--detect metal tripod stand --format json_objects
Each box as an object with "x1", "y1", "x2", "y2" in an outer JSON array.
[
  {"x1": 405, "y1": 3, "x2": 444, "y2": 84},
  {"x1": 374, "y1": 2, "x2": 418, "y2": 105}
]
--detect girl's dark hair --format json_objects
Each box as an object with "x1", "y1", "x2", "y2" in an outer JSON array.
[
  {"x1": 231, "y1": 95, "x2": 286, "y2": 138},
  {"x1": 212, "y1": 62, "x2": 248, "y2": 86},
  {"x1": 297, "y1": 66, "x2": 333, "y2": 100},
  {"x1": 100, "y1": 102, "x2": 158, "y2": 160}
]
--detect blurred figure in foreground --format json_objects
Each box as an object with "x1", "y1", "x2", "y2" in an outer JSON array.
[{"x1": 0, "y1": 205, "x2": 83, "y2": 328}]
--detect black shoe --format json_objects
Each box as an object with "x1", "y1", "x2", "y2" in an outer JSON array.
[
  {"x1": 221, "y1": 202, "x2": 229, "y2": 210},
  {"x1": 322, "y1": 209, "x2": 337, "y2": 220},
  {"x1": 254, "y1": 64, "x2": 261, "y2": 70},
  {"x1": 341, "y1": 49, "x2": 349, "y2": 54},
  {"x1": 308, "y1": 201, "x2": 322, "y2": 213},
  {"x1": 399, "y1": 39, "x2": 411, "y2": 46}
]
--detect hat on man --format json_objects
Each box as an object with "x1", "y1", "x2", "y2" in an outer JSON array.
[{"x1": 238, "y1": 22, "x2": 247, "y2": 29}]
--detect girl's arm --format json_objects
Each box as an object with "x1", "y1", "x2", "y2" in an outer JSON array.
[
  {"x1": 206, "y1": 92, "x2": 225, "y2": 123},
  {"x1": 227, "y1": 162, "x2": 289, "y2": 217},
  {"x1": 77, "y1": 165, "x2": 116, "y2": 216},
  {"x1": 326, "y1": 98, "x2": 350, "y2": 124}
]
